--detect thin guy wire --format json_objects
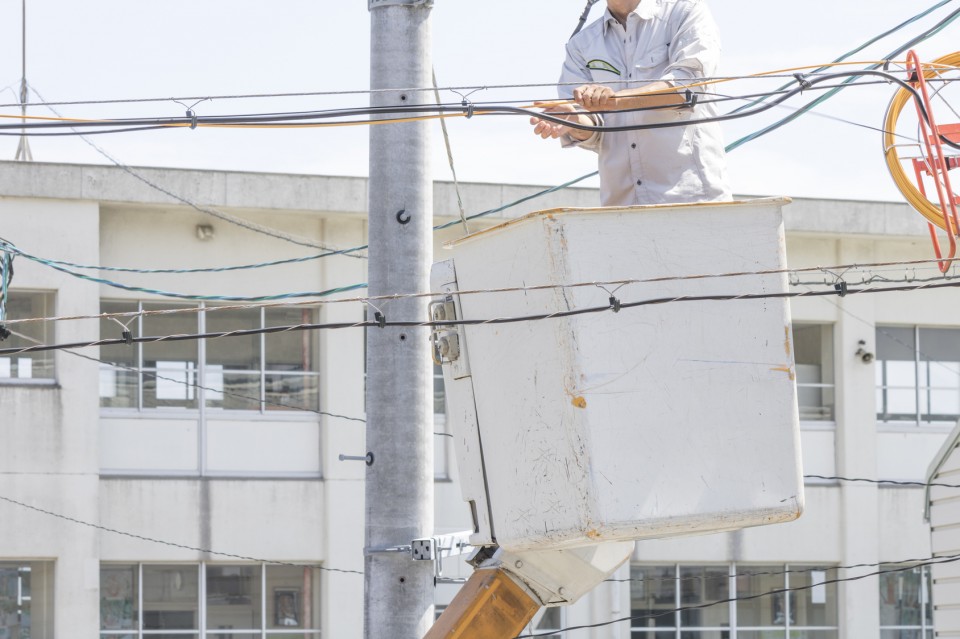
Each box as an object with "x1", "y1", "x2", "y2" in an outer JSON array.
[
  {"x1": 0, "y1": 492, "x2": 362, "y2": 575},
  {"x1": 0, "y1": 167, "x2": 597, "y2": 277},
  {"x1": 5, "y1": 327, "x2": 365, "y2": 424},
  {"x1": 28, "y1": 83, "x2": 368, "y2": 256},
  {"x1": 433, "y1": 68, "x2": 470, "y2": 235}
]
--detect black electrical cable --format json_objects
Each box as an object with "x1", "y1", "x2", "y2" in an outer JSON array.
[
  {"x1": 570, "y1": 0, "x2": 601, "y2": 39},
  {"x1": 3, "y1": 68, "x2": 956, "y2": 154},
  {"x1": 727, "y1": 3, "x2": 960, "y2": 151},
  {"x1": 519, "y1": 556, "x2": 957, "y2": 637},
  {"x1": 5, "y1": 276, "x2": 960, "y2": 357}
]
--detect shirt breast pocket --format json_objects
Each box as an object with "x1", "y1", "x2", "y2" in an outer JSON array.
[{"x1": 634, "y1": 43, "x2": 670, "y2": 72}]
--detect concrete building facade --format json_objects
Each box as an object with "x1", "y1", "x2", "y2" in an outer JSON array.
[{"x1": 0, "y1": 160, "x2": 955, "y2": 638}]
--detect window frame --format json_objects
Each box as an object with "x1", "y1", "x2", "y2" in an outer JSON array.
[
  {"x1": 793, "y1": 322, "x2": 836, "y2": 425},
  {"x1": 876, "y1": 324, "x2": 960, "y2": 427},
  {"x1": 0, "y1": 290, "x2": 57, "y2": 386},
  {"x1": 629, "y1": 563, "x2": 839, "y2": 637},
  {"x1": 99, "y1": 300, "x2": 321, "y2": 418},
  {"x1": 99, "y1": 562, "x2": 322, "y2": 639},
  {"x1": 878, "y1": 564, "x2": 933, "y2": 638}
]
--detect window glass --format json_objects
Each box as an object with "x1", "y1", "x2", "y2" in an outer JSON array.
[
  {"x1": 142, "y1": 565, "x2": 199, "y2": 630},
  {"x1": 679, "y1": 565, "x2": 729, "y2": 628},
  {"x1": 207, "y1": 308, "x2": 261, "y2": 371},
  {"x1": 100, "y1": 564, "x2": 138, "y2": 632},
  {"x1": 792, "y1": 568, "x2": 837, "y2": 627},
  {"x1": 879, "y1": 566, "x2": 932, "y2": 635},
  {"x1": 206, "y1": 565, "x2": 262, "y2": 630},
  {"x1": 265, "y1": 308, "x2": 316, "y2": 372},
  {"x1": 0, "y1": 292, "x2": 55, "y2": 381},
  {"x1": 877, "y1": 326, "x2": 960, "y2": 423},
  {"x1": 101, "y1": 563, "x2": 322, "y2": 637},
  {"x1": 736, "y1": 565, "x2": 783, "y2": 627},
  {"x1": 266, "y1": 565, "x2": 320, "y2": 631},
  {"x1": 1, "y1": 562, "x2": 53, "y2": 639},
  {"x1": 100, "y1": 300, "x2": 140, "y2": 408},
  {"x1": 793, "y1": 324, "x2": 834, "y2": 421},
  {"x1": 100, "y1": 300, "x2": 320, "y2": 415},
  {"x1": 528, "y1": 606, "x2": 562, "y2": 638},
  {"x1": 142, "y1": 303, "x2": 199, "y2": 410},
  {"x1": 630, "y1": 565, "x2": 677, "y2": 633}
]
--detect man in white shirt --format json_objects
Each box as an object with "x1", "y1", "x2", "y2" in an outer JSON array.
[{"x1": 531, "y1": 0, "x2": 732, "y2": 206}]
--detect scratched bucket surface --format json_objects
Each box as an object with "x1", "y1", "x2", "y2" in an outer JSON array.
[{"x1": 438, "y1": 198, "x2": 804, "y2": 552}]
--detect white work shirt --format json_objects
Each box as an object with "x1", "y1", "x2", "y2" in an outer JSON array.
[{"x1": 560, "y1": 0, "x2": 732, "y2": 206}]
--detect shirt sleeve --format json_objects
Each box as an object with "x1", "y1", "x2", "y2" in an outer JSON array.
[
  {"x1": 557, "y1": 40, "x2": 603, "y2": 152},
  {"x1": 660, "y1": 0, "x2": 722, "y2": 88}
]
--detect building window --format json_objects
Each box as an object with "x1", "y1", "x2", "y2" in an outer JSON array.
[
  {"x1": 879, "y1": 565, "x2": 933, "y2": 638},
  {"x1": 100, "y1": 563, "x2": 321, "y2": 639},
  {"x1": 0, "y1": 562, "x2": 54, "y2": 639},
  {"x1": 630, "y1": 564, "x2": 838, "y2": 637},
  {"x1": 524, "y1": 607, "x2": 563, "y2": 638},
  {"x1": 794, "y1": 323, "x2": 835, "y2": 421},
  {"x1": 99, "y1": 302, "x2": 319, "y2": 413},
  {"x1": 876, "y1": 326, "x2": 960, "y2": 424},
  {"x1": 0, "y1": 291, "x2": 55, "y2": 383}
]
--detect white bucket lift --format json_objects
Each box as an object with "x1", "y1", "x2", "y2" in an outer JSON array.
[{"x1": 426, "y1": 198, "x2": 804, "y2": 636}]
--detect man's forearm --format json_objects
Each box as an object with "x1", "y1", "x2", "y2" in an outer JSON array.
[{"x1": 610, "y1": 81, "x2": 685, "y2": 110}]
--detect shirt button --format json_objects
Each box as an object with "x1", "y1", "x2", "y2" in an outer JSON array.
[
  {"x1": 631, "y1": 143, "x2": 637, "y2": 149},
  {"x1": 636, "y1": 179, "x2": 643, "y2": 186}
]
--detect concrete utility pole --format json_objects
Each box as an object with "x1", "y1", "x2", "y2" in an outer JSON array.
[{"x1": 365, "y1": 1, "x2": 435, "y2": 638}]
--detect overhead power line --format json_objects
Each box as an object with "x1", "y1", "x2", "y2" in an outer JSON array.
[
  {"x1": 4, "y1": 276, "x2": 960, "y2": 357},
  {"x1": 0, "y1": 492, "x2": 362, "y2": 575},
  {"x1": 524, "y1": 555, "x2": 958, "y2": 637},
  {"x1": 1, "y1": 254, "x2": 956, "y2": 330}
]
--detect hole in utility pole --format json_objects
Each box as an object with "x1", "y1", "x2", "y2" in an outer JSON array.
[
  {"x1": 399, "y1": 577, "x2": 406, "y2": 583},
  {"x1": 399, "y1": 334, "x2": 407, "y2": 341},
  {"x1": 400, "y1": 94, "x2": 408, "y2": 101}
]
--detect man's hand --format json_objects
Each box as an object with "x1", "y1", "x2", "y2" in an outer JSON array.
[
  {"x1": 573, "y1": 84, "x2": 617, "y2": 111},
  {"x1": 529, "y1": 102, "x2": 592, "y2": 141}
]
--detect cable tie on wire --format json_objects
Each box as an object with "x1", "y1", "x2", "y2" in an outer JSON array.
[
  {"x1": 463, "y1": 101, "x2": 475, "y2": 119},
  {"x1": 683, "y1": 89, "x2": 698, "y2": 109},
  {"x1": 122, "y1": 330, "x2": 133, "y2": 345},
  {"x1": 374, "y1": 311, "x2": 386, "y2": 328},
  {"x1": 0, "y1": 325, "x2": 10, "y2": 341},
  {"x1": 793, "y1": 73, "x2": 812, "y2": 91},
  {"x1": 186, "y1": 109, "x2": 197, "y2": 130},
  {"x1": 834, "y1": 281, "x2": 848, "y2": 297},
  {"x1": 609, "y1": 296, "x2": 622, "y2": 313}
]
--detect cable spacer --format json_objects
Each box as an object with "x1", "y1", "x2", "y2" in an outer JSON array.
[
  {"x1": 374, "y1": 311, "x2": 386, "y2": 328},
  {"x1": 465, "y1": 102, "x2": 475, "y2": 119},
  {"x1": 834, "y1": 281, "x2": 848, "y2": 297},
  {"x1": 683, "y1": 89, "x2": 698, "y2": 109},
  {"x1": 186, "y1": 109, "x2": 197, "y2": 130},
  {"x1": 609, "y1": 296, "x2": 622, "y2": 313},
  {"x1": 122, "y1": 330, "x2": 133, "y2": 345}
]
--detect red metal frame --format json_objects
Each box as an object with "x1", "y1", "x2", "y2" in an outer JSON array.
[{"x1": 906, "y1": 50, "x2": 960, "y2": 273}]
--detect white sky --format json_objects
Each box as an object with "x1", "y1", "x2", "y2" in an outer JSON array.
[{"x1": 0, "y1": 0, "x2": 957, "y2": 205}]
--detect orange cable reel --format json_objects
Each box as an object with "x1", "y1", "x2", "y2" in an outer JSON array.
[{"x1": 884, "y1": 50, "x2": 960, "y2": 273}]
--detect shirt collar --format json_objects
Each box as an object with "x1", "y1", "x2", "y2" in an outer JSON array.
[{"x1": 602, "y1": 1, "x2": 656, "y2": 35}]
